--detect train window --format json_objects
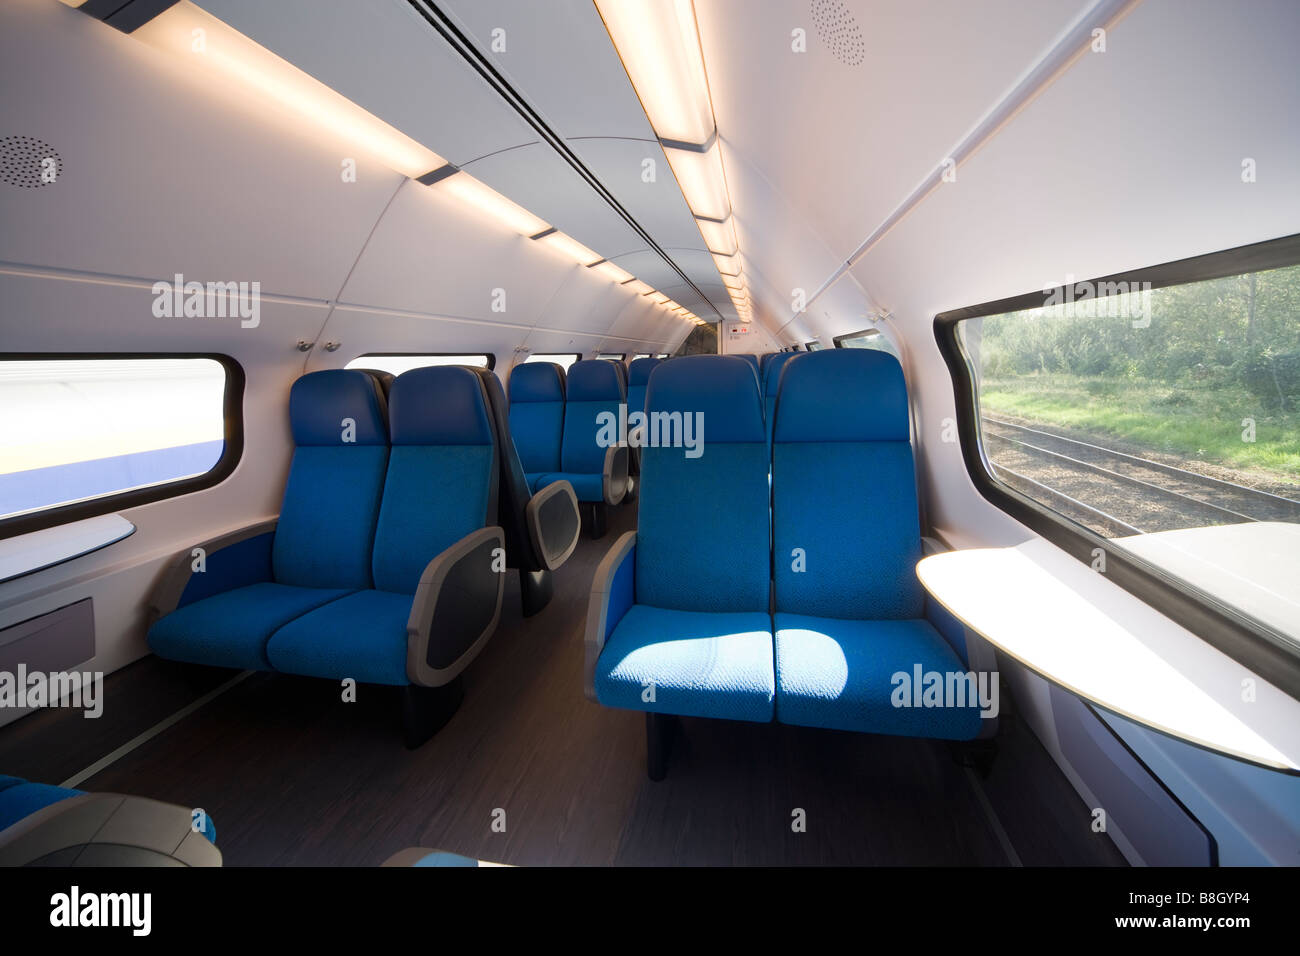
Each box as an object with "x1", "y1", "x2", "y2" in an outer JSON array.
[
  {"x1": 655, "y1": 353, "x2": 670, "y2": 359},
  {"x1": 596, "y1": 353, "x2": 627, "y2": 361},
  {"x1": 806, "y1": 341, "x2": 823, "y2": 351},
  {"x1": 0, "y1": 355, "x2": 241, "y2": 534},
  {"x1": 345, "y1": 353, "x2": 493, "y2": 375},
  {"x1": 524, "y1": 353, "x2": 580, "y2": 371},
  {"x1": 834, "y1": 327, "x2": 900, "y2": 360},
  {"x1": 940, "y1": 235, "x2": 1300, "y2": 680},
  {"x1": 633, "y1": 353, "x2": 653, "y2": 360}
]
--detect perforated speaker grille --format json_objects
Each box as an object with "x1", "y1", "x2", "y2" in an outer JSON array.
[
  {"x1": 1, "y1": 135, "x2": 63, "y2": 188},
  {"x1": 810, "y1": 0, "x2": 865, "y2": 66}
]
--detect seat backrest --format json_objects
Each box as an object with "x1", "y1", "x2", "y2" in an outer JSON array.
[
  {"x1": 762, "y1": 352, "x2": 798, "y2": 429},
  {"x1": 508, "y1": 362, "x2": 566, "y2": 476},
  {"x1": 273, "y1": 370, "x2": 389, "y2": 590},
  {"x1": 772, "y1": 349, "x2": 923, "y2": 619},
  {"x1": 757, "y1": 352, "x2": 775, "y2": 377},
  {"x1": 560, "y1": 360, "x2": 625, "y2": 475},
  {"x1": 636, "y1": 355, "x2": 770, "y2": 613},
  {"x1": 470, "y1": 366, "x2": 544, "y2": 571},
  {"x1": 626, "y1": 357, "x2": 661, "y2": 414},
  {"x1": 371, "y1": 366, "x2": 497, "y2": 594}
]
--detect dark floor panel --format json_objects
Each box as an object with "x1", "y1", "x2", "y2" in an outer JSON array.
[{"x1": 1, "y1": 499, "x2": 1125, "y2": 866}]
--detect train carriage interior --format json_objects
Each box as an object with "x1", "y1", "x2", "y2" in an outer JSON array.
[{"x1": 1, "y1": 0, "x2": 1298, "y2": 906}]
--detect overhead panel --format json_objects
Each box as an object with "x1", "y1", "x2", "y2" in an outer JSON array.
[{"x1": 193, "y1": 0, "x2": 536, "y2": 166}]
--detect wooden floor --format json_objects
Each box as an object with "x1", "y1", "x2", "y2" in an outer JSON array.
[{"x1": 0, "y1": 501, "x2": 1126, "y2": 866}]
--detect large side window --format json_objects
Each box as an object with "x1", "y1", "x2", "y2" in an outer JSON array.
[
  {"x1": 0, "y1": 356, "x2": 241, "y2": 534},
  {"x1": 938, "y1": 236, "x2": 1300, "y2": 690},
  {"x1": 345, "y1": 353, "x2": 493, "y2": 375}
]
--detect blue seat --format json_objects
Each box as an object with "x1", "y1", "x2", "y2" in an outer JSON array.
[
  {"x1": 266, "y1": 366, "x2": 505, "y2": 698},
  {"x1": 626, "y1": 356, "x2": 661, "y2": 416},
  {"x1": 761, "y1": 351, "x2": 798, "y2": 437},
  {"x1": 770, "y1": 349, "x2": 982, "y2": 740},
  {"x1": 534, "y1": 360, "x2": 629, "y2": 534},
  {"x1": 149, "y1": 369, "x2": 390, "y2": 671},
  {"x1": 508, "y1": 362, "x2": 566, "y2": 494},
  {"x1": 0, "y1": 775, "x2": 82, "y2": 834},
  {"x1": 587, "y1": 355, "x2": 774, "y2": 777}
]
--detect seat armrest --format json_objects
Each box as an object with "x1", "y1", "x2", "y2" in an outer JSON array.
[
  {"x1": 406, "y1": 526, "x2": 506, "y2": 687},
  {"x1": 148, "y1": 518, "x2": 278, "y2": 623},
  {"x1": 583, "y1": 530, "x2": 637, "y2": 701},
  {"x1": 602, "y1": 444, "x2": 630, "y2": 505},
  {"x1": 0, "y1": 793, "x2": 222, "y2": 867},
  {"x1": 525, "y1": 480, "x2": 581, "y2": 571}
]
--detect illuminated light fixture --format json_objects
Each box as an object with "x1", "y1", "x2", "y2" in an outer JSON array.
[
  {"x1": 646, "y1": 292, "x2": 670, "y2": 304},
  {"x1": 722, "y1": 274, "x2": 745, "y2": 291},
  {"x1": 623, "y1": 279, "x2": 654, "y2": 296},
  {"x1": 663, "y1": 141, "x2": 731, "y2": 222},
  {"x1": 432, "y1": 172, "x2": 551, "y2": 237},
  {"x1": 590, "y1": 260, "x2": 635, "y2": 284},
  {"x1": 594, "y1": 0, "x2": 714, "y2": 146},
  {"x1": 134, "y1": 2, "x2": 445, "y2": 180},
  {"x1": 696, "y1": 216, "x2": 738, "y2": 257},
  {"x1": 712, "y1": 252, "x2": 741, "y2": 276},
  {"x1": 536, "y1": 229, "x2": 603, "y2": 266}
]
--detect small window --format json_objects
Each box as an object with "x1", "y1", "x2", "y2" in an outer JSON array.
[
  {"x1": 596, "y1": 353, "x2": 627, "y2": 361},
  {"x1": 940, "y1": 236, "x2": 1300, "y2": 680},
  {"x1": 345, "y1": 353, "x2": 493, "y2": 375},
  {"x1": 1, "y1": 356, "x2": 240, "y2": 533},
  {"x1": 525, "y1": 353, "x2": 580, "y2": 371},
  {"x1": 633, "y1": 353, "x2": 652, "y2": 361},
  {"x1": 806, "y1": 341, "x2": 823, "y2": 351},
  {"x1": 655, "y1": 353, "x2": 670, "y2": 359},
  {"x1": 834, "y1": 327, "x2": 901, "y2": 360}
]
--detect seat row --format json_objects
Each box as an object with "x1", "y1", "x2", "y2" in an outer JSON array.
[
  {"x1": 584, "y1": 350, "x2": 990, "y2": 779},
  {"x1": 147, "y1": 365, "x2": 581, "y2": 746}
]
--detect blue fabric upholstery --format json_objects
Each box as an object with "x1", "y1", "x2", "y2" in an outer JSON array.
[
  {"x1": 372, "y1": 367, "x2": 495, "y2": 594},
  {"x1": 412, "y1": 851, "x2": 481, "y2": 867},
  {"x1": 596, "y1": 606, "x2": 775, "y2": 722},
  {"x1": 636, "y1": 356, "x2": 770, "y2": 612},
  {"x1": 626, "y1": 357, "x2": 661, "y2": 414},
  {"x1": 508, "y1": 362, "x2": 566, "y2": 478},
  {"x1": 150, "y1": 582, "x2": 353, "y2": 671},
  {"x1": 0, "y1": 780, "x2": 83, "y2": 833},
  {"x1": 557, "y1": 359, "x2": 624, "y2": 475},
  {"x1": 762, "y1": 352, "x2": 799, "y2": 432},
  {"x1": 273, "y1": 370, "x2": 390, "y2": 590},
  {"x1": 266, "y1": 589, "x2": 412, "y2": 686},
  {"x1": 175, "y1": 531, "x2": 274, "y2": 610},
  {"x1": 534, "y1": 471, "x2": 603, "y2": 503},
  {"x1": 774, "y1": 614, "x2": 982, "y2": 739},
  {"x1": 773, "y1": 350, "x2": 923, "y2": 619}
]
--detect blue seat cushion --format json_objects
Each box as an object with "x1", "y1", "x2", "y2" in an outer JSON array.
[
  {"x1": 595, "y1": 605, "x2": 775, "y2": 723},
  {"x1": 0, "y1": 781, "x2": 82, "y2": 833},
  {"x1": 265, "y1": 589, "x2": 413, "y2": 686},
  {"x1": 534, "y1": 471, "x2": 603, "y2": 503},
  {"x1": 525, "y1": 472, "x2": 549, "y2": 494},
  {"x1": 149, "y1": 582, "x2": 354, "y2": 671},
  {"x1": 774, "y1": 614, "x2": 983, "y2": 740}
]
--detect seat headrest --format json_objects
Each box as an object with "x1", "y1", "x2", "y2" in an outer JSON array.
[
  {"x1": 774, "y1": 349, "x2": 910, "y2": 443},
  {"x1": 567, "y1": 360, "x2": 625, "y2": 402},
  {"x1": 645, "y1": 355, "x2": 765, "y2": 444},
  {"x1": 509, "y1": 361, "x2": 565, "y2": 403},
  {"x1": 390, "y1": 366, "x2": 494, "y2": 446},
  {"x1": 289, "y1": 370, "x2": 388, "y2": 446},
  {"x1": 628, "y1": 357, "x2": 661, "y2": 386},
  {"x1": 762, "y1": 352, "x2": 798, "y2": 396}
]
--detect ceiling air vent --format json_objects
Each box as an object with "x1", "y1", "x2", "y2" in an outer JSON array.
[
  {"x1": 810, "y1": 0, "x2": 865, "y2": 67},
  {"x1": 0, "y1": 135, "x2": 63, "y2": 188}
]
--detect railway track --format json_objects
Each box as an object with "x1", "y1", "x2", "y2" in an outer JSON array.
[{"x1": 981, "y1": 417, "x2": 1300, "y2": 536}]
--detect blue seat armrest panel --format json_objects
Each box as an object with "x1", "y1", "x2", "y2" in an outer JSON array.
[
  {"x1": 405, "y1": 526, "x2": 506, "y2": 687},
  {"x1": 583, "y1": 530, "x2": 637, "y2": 700},
  {"x1": 773, "y1": 614, "x2": 983, "y2": 740},
  {"x1": 147, "y1": 518, "x2": 278, "y2": 621},
  {"x1": 149, "y1": 582, "x2": 353, "y2": 671},
  {"x1": 595, "y1": 605, "x2": 775, "y2": 722}
]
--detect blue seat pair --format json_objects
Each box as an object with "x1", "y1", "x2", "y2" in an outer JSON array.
[
  {"x1": 147, "y1": 366, "x2": 506, "y2": 747},
  {"x1": 585, "y1": 351, "x2": 987, "y2": 779},
  {"x1": 0, "y1": 774, "x2": 220, "y2": 865},
  {"x1": 508, "y1": 359, "x2": 630, "y2": 538}
]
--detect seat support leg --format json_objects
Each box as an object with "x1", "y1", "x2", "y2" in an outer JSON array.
[
  {"x1": 585, "y1": 502, "x2": 608, "y2": 540},
  {"x1": 401, "y1": 678, "x2": 464, "y2": 749},
  {"x1": 646, "y1": 712, "x2": 676, "y2": 781},
  {"x1": 519, "y1": 568, "x2": 554, "y2": 617}
]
